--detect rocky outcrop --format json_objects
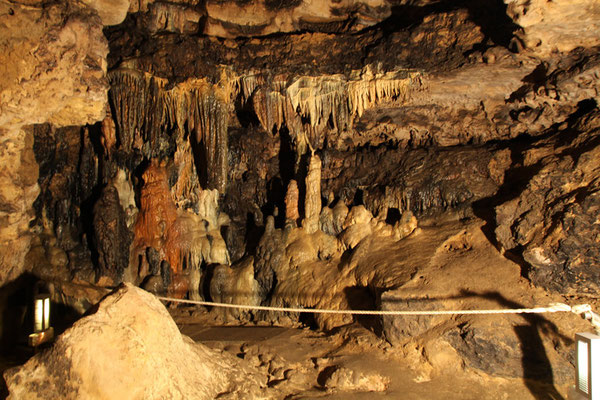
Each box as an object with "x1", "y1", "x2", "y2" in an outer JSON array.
[
  {"x1": 130, "y1": 0, "x2": 391, "y2": 37},
  {"x1": 507, "y1": 0, "x2": 600, "y2": 56},
  {"x1": 202, "y1": 0, "x2": 392, "y2": 38},
  {"x1": 0, "y1": 128, "x2": 39, "y2": 283},
  {"x1": 0, "y1": 0, "x2": 109, "y2": 284},
  {"x1": 3, "y1": 283, "x2": 266, "y2": 399},
  {"x1": 0, "y1": 0, "x2": 107, "y2": 128},
  {"x1": 495, "y1": 108, "x2": 600, "y2": 296}
]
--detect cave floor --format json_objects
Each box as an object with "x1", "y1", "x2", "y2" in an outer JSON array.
[
  {"x1": 169, "y1": 218, "x2": 595, "y2": 399},
  {"x1": 176, "y1": 321, "x2": 564, "y2": 399},
  {"x1": 2, "y1": 218, "x2": 594, "y2": 399}
]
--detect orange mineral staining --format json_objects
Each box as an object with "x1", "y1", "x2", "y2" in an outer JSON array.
[{"x1": 133, "y1": 160, "x2": 182, "y2": 276}]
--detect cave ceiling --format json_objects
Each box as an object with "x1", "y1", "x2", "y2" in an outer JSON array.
[{"x1": 0, "y1": 0, "x2": 600, "y2": 298}]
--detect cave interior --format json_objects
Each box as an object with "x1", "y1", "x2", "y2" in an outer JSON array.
[{"x1": 1, "y1": 0, "x2": 600, "y2": 398}]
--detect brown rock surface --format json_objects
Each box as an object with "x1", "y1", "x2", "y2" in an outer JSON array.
[
  {"x1": 494, "y1": 109, "x2": 600, "y2": 296},
  {"x1": 201, "y1": 0, "x2": 391, "y2": 38},
  {"x1": 0, "y1": 0, "x2": 107, "y2": 127},
  {"x1": 507, "y1": 0, "x2": 600, "y2": 56},
  {"x1": 0, "y1": 128, "x2": 39, "y2": 283},
  {"x1": 0, "y1": 0, "x2": 108, "y2": 284}
]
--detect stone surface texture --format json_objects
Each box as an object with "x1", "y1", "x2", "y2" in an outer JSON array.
[
  {"x1": 3, "y1": 283, "x2": 263, "y2": 399},
  {"x1": 0, "y1": 0, "x2": 109, "y2": 285}
]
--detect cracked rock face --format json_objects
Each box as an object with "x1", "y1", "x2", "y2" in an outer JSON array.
[
  {"x1": 495, "y1": 108, "x2": 600, "y2": 296},
  {"x1": 0, "y1": 128, "x2": 39, "y2": 283}
]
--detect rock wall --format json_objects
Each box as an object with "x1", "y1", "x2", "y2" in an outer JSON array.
[{"x1": 0, "y1": 0, "x2": 109, "y2": 285}]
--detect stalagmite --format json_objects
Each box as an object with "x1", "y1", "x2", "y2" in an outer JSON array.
[
  {"x1": 100, "y1": 106, "x2": 117, "y2": 156},
  {"x1": 133, "y1": 161, "x2": 180, "y2": 275},
  {"x1": 332, "y1": 200, "x2": 349, "y2": 235},
  {"x1": 285, "y1": 179, "x2": 300, "y2": 223},
  {"x1": 303, "y1": 154, "x2": 322, "y2": 233}
]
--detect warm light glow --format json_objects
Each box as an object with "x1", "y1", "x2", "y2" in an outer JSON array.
[
  {"x1": 34, "y1": 298, "x2": 44, "y2": 332},
  {"x1": 576, "y1": 332, "x2": 600, "y2": 400},
  {"x1": 34, "y1": 294, "x2": 51, "y2": 332},
  {"x1": 44, "y1": 297, "x2": 50, "y2": 330}
]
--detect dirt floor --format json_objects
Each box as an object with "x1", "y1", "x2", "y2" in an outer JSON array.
[{"x1": 174, "y1": 321, "x2": 568, "y2": 399}]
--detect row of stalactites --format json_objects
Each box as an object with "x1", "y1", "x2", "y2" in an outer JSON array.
[{"x1": 234, "y1": 65, "x2": 423, "y2": 135}]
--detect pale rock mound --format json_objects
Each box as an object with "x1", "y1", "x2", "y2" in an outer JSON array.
[{"x1": 3, "y1": 284, "x2": 252, "y2": 400}]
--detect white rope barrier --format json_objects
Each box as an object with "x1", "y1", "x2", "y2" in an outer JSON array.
[
  {"x1": 156, "y1": 296, "x2": 600, "y2": 332},
  {"x1": 156, "y1": 296, "x2": 584, "y2": 317}
]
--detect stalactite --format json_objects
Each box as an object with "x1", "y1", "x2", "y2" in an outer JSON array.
[
  {"x1": 170, "y1": 140, "x2": 202, "y2": 209},
  {"x1": 109, "y1": 66, "x2": 421, "y2": 178},
  {"x1": 193, "y1": 89, "x2": 229, "y2": 193},
  {"x1": 108, "y1": 70, "x2": 230, "y2": 193},
  {"x1": 347, "y1": 66, "x2": 421, "y2": 118},
  {"x1": 237, "y1": 65, "x2": 422, "y2": 158}
]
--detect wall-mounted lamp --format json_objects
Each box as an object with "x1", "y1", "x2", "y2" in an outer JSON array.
[
  {"x1": 34, "y1": 294, "x2": 50, "y2": 332},
  {"x1": 29, "y1": 292, "x2": 53, "y2": 347},
  {"x1": 575, "y1": 332, "x2": 600, "y2": 400}
]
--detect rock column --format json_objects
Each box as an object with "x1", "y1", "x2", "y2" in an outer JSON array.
[
  {"x1": 303, "y1": 154, "x2": 321, "y2": 233},
  {"x1": 285, "y1": 179, "x2": 300, "y2": 223}
]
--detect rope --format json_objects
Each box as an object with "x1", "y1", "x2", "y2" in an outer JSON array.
[{"x1": 156, "y1": 296, "x2": 590, "y2": 318}]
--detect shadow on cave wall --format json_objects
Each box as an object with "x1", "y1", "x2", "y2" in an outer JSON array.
[
  {"x1": 373, "y1": 0, "x2": 521, "y2": 49},
  {"x1": 471, "y1": 99, "x2": 599, "y2": 279},
  {"x1": 383, "y1": 289, "x2": 572, "y2": 400},
  {"x1": 469, "y1": 290, "x2": 569, "y2": 400}
]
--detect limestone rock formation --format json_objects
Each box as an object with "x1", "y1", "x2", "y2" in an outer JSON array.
[
  {"x1": 2, "y1": 0, "x2": 600, "y2": 396},
  {"x1": 302, "y1": 154, "x2": 322, "y2": 233},
  {"x1": 202, "y1": 0, "x2": 391, "y2": 38},
  {"x1": 210, "y1": 257, "x2": 261, "y2": 321},
  {"x1": 495, "y1": 109, "x2": 600, "y2": 296},
  {"x1": 3, "y1": 283, "x2": 259, "y2": 399},
  {"x1": 0, "y1": 0, "x2": 108, "y2": 285},
  {"x1": 93, "y1": 184, "x2": 133, "y2": 281},
  {"x1": 507, "y1": 0, "x2": 600, "y2": 56},
  {"x1": 0, "y1": 128, "x2": 39, "y2": 283},
  {"x1": 0, "y1": 0, "x2": 107, "y2": 128}
]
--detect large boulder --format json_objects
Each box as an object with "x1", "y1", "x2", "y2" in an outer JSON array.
[{"x1": 4, "y1": 284, "x2": 261, "y2": 399}]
